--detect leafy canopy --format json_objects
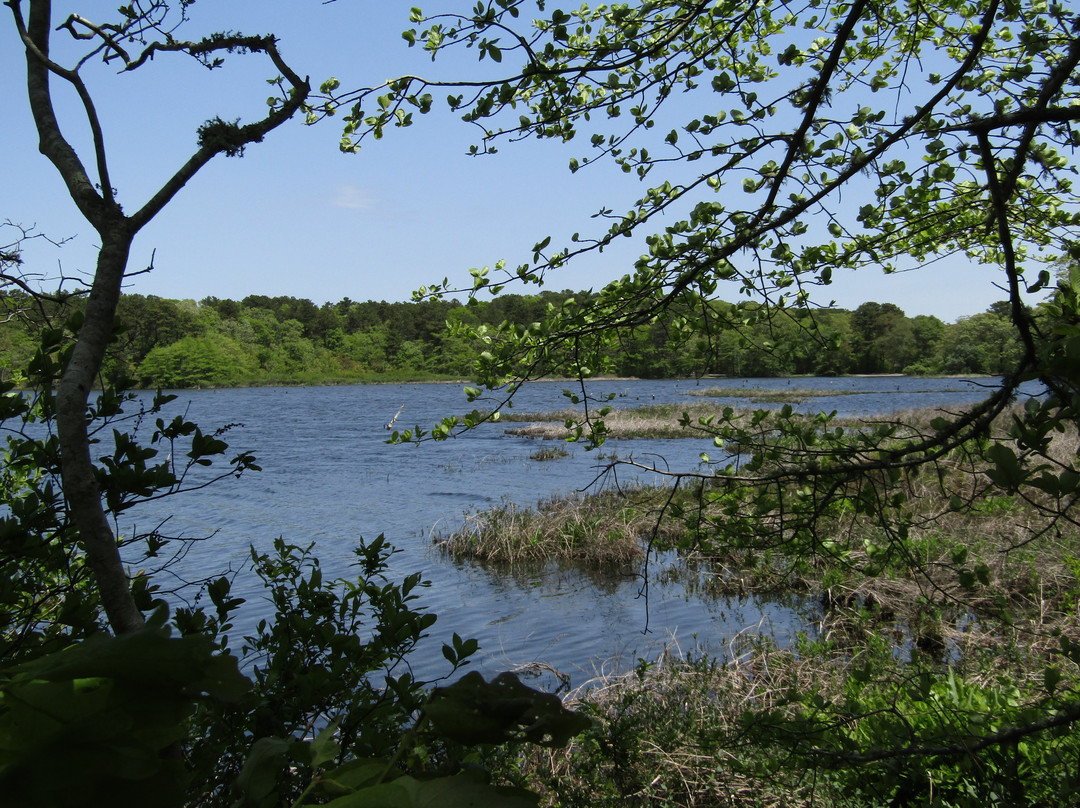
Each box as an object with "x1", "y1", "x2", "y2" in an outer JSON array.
[{"x1": 319, "y1": 0, "x2": 1075, "y2": 380}]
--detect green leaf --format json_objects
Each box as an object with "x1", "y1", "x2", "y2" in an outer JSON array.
[
  {"x1": 310, "y1": 717, "x2": 342, "y2": 768},
  {"x1": 319, "y1": 758, "x2": 390, "y2": 794},
  {"x1": 234, "y1": 737, "x2": 294, "y2": 806},
  {"x1": 12, "y1": 629, "x2": 250, "y2": 702},
  {"x1": 1044, "y1": 665, "x2": 1062, "y2": 695},
  {"x1": 985, "y1": 443, "x2": 1025, "y2": 489},
  {"x1": 423, "y1": 671, "x2": 590, "y2": 747}
]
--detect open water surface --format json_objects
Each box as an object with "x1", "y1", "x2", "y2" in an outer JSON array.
[{"x1": 119, "y1": 376, "x2": 1036, "y2": 684}]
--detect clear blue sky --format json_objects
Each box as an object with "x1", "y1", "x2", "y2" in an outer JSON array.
[{"x1": 3, "y1": 2, "x2": 1024, "y2": 322}]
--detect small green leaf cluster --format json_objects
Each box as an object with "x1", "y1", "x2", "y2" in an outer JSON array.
[{"x1": 773, "y1": 660, "x2": 1080, "y2": 807}]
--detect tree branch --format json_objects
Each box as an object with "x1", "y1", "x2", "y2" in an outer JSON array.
[
  {"x1": 130, "y1": 38, "x2": 309, "y2": 229},
  {"x1": 8, "y1": 0, "x2": 113, "y2": 225},
  {"x1": 757, "y1": 0, "x2": 870, "y2": 219}
]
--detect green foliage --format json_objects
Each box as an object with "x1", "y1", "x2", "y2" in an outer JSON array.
[
  {"x1": 0, "y1": 628, "x2": 249, "y2": 808},
  {"x1": 182, "y1": 536, "x2": 452, "y2": 804},
  {"x1": 940, "y1": 311, "x2": 1026, "y2": 375},
  {"x1": 137, "y1": 335, "x2": 255, "y2": 388},
  {"x1": 1, "y1": 288, "x2": 1019, "y2": 388},
  {"x1": 769, "y1": 658, "x2": 1080, "y2": 807}
]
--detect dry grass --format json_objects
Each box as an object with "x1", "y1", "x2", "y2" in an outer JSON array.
[
  {"x1": 503, "y1": 607, "x2": 1080, "y2": 807},
  {"x1": 503, "y1": 401, "x2": 743, "y2": 440},
  {"x1": 498, "y1": 636, "x2": 874, "y2": 807},
  {"x1": 501, "y1": 401, "x2": 983, "y2": 441}
]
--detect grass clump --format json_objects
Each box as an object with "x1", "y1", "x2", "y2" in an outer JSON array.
[
  {"x1": 501, "y1": 393, "x2": 1004, "y2": 442},
  {"x1": 435, "y1": 488, "x2": 681, "y2": 568},
  {"x1": 503, "y1": 402, "x2": 727, "y2": 440},
  {"x1": 530, "y1": 445, "x2": 570, "y2": 461},
  {"x1": 501, "y1": 400, "x2": 957, "y2": 441},
  {"x1": 494, "y1": 644, "x2": 811, "y2": 807}
]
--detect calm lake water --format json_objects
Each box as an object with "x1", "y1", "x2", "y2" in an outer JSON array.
[{"x1": 118, "y1": 376, "x2": 1036, "y2": 685}]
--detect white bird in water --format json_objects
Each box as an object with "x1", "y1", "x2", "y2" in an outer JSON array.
[{"x1": 385, "y1": 403, "x2": 405, "y2": 430}]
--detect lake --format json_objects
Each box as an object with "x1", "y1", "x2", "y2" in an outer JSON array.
[{"x1": 119, "y1": 376, "x2": 1035, "y2": 686}]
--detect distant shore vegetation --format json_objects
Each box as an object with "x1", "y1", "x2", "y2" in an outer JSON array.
[{"x1": 0, "y1": 290, "x2": 1024, "y2": 388}]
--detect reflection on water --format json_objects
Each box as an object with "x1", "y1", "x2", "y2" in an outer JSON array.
[{"x1": 119, "y1": 376, "x2": 1035, "y2": 684}]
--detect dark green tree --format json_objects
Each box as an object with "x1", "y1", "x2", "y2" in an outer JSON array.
[
  {"x1": 850, "y1": 302, "x2": 909, "y2": 373},
  {"x1": 940, "y1": 308, "x2": 1025, "y2": 374}
]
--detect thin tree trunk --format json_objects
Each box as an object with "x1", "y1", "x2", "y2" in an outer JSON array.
[
  {"x1": 54, "y1": 227, "x2": 146, "y2": 634},
  {"x1": 13, "y1": 0, "x2": 309, "y2": 636},
  {"x1": 17, "y1": 0, "x2": 145, "y2": 635}
]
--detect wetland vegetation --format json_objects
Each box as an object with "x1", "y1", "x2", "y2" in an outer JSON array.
[{"x1": 441, "y1": 401, "x2": 1080, "y2": 806}]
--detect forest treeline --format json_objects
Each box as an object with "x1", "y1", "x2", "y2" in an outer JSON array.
[{"x1": 0, "y1": 290, "x2": 1023, "y2": 387}]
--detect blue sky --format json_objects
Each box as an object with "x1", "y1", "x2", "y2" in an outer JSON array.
[{"x1": 3, "y1": 2, "x2": 1026, "y2": 322}]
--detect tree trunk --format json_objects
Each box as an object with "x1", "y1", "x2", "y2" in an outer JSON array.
[
  {"x1": 13, "y1": 0, "x2": 309, "y2": 637},
  {"x1": 55, "y1": 225, "x2": 146, "y2": 635}
]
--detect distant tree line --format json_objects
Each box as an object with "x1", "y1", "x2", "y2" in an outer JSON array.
[{"x1": 0, "y1": 290, "x2": 1023, "y2": 388}]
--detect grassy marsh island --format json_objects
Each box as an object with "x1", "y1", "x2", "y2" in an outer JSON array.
[
  {"x1": 683, "y1": 384, "x2": 981, "y2": 403},
  {"x1": 499, "y1": 397, "x2": 967, "y2": 441},
  {"x1": 435, "y1": 487, "x2": 682, "y2": 567},
  {"x1": 500, "y1": 402, "x2": 714, "y2": 439}
]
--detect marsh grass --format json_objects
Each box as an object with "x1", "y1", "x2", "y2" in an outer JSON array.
[
  {"x1": 450, "y1": 405, "x2": 1080, "y2": 663},
  {"x1": 467, "y1": 405, "x2": 1080, "y2": 806},
  {"x1": 495, "y1": 618, "x2": 1080, "y2": 807},
  {"x1": 530, "y1": 446, "x2": 570, "y2": 461},
  {"x1": 688, "y1": 424, "x2": 1080, "y2": 653},
  {"x1": 496, "y1": 641, "x2": 820, "y2": 807},
  {"x1": 503, "y1": 401, "x2": 736, "y2": 439},
  {"x1": 434, "y1": 487, "x2": 682, "y2": 567},
  {"x1": 684, "y1": 384, "x2": 978, "y2": 403},
  {"x1": 500, "y1": 400, "x2": 970, "y2": 440}
]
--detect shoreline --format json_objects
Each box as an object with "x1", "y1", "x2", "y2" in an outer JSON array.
[{"x1": 29, "y1": 371, "x2": 998, "y2": 394}]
